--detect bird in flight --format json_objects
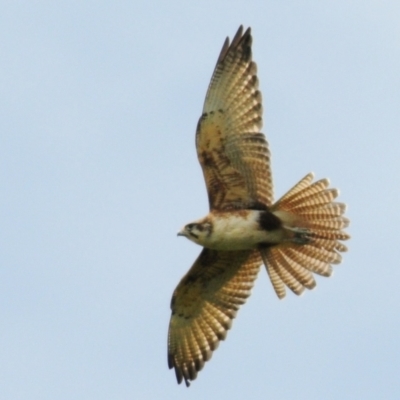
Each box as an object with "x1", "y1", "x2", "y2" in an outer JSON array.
[{"x1": 167, "y1": 26, "x2": 349, "y2": 387}]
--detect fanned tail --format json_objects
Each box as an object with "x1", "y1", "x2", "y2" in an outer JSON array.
[{"x1": 261, "y1": 173, "x2": 350, "y2": 299}]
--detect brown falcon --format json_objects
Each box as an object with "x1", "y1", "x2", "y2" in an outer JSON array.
[{"x1": 167, "y1": 26, "x2": 349, "y2": 387}]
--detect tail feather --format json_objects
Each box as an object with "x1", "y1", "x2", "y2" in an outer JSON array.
[
  {"x1": 311, "y1": 237, "x2": 347, "y2": 252},
  {"x1": 278, "y1": 179, "x2": 331, "y2": 208},
  {"x1": 278, "y1": 251, "x2": 316, "y2": 290},
  {"x1": 334, "y1": 242, "x2": 348, "y2": 252},
  {"x1": 300, "y1": 202, "x2": 346, "y2": 218},
  {"x1": 262, "y1": 250, "x2": 286, "y2": 298},
  {"x1": 286, "y1": 188, "x2": 338, "y2": 211},
  {"x1": 313, "y1": 230, "x2": 350, "y2": 241},
  {"x1": 261, "y1": 247, "x2": 316, "y2": 299},
  {"x1": 262, "y1": 173, "x2": 349, "y2": 298},
  {"x1": 305, "y1": 217, "x2": 349, "y2": 231},
  {"x1": 277, "y1": 173, "x2": 314, "y2": 201},
  {"x1": 273, "y1": 263, "x2": 305, "y2": 296},
  {"x1": 285, "y1": 247, "x2": 332, "y2": 277},
  {"x1": 301, "y1": 243, "x2": 342, "y2": 264},
  {"x1": 269, "y1": 250, "x2": 305, "y2": 296}
]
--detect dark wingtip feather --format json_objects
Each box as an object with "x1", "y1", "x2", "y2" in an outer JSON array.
[
  {"x1": 230, "y1": 25, "x2": 244, "y2": 47},
  {"x1": 168, "y1": 352, "x2": 173, "y2": 369},
  {"x1": 216, "y1": 25, "x2": 252, "y2": 65},
  {"x1": 174, "y1": 363, "x2": 183, "y2": 384}
]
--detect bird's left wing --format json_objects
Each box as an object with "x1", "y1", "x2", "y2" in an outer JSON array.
[{"x1": 168, "y1": 248, "x2": 261, "y2": 386}]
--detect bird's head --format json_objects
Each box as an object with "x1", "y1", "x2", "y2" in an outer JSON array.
[{"x1": 177, "y1": 218, "x2": 212, "y2": 246}]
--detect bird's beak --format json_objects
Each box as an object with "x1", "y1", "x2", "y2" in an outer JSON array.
[{"x1": 177, "y1": 228, "x2": 186, "y2": 237}]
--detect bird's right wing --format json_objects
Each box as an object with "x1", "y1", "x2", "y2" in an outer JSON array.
[
  {"x1": 168, "y1": 248, "x2": 261, "y2": 386},
  {"x1": 196, "y1": 26, "x2": 273, "y2": 211}
]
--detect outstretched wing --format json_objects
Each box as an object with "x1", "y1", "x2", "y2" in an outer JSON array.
[
  {"x1": 196, "y1": 26, "x2": 273, "y2": 211},
  {"x1": 168, "y1": 248, "x2": 261, "y2": 386}
]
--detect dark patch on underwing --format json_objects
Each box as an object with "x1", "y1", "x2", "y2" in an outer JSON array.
[
  {"x1": 258, "y1": 211, "x2": 282, "y2": 231},
  {"x1": 258, "y1": 242, "x2": 274, "y2": 250},
  {"x1": 180, "y1": 271, "x2": 201, "y2": 288},
  {"x1": 247, "y1": 201, "x2": 268, "y2": 211},
  {"x1": 198, "y1": 249, "x2": 219, "y2": 266},
  {"x1": 201, "y1": 151, "x2": 215, "y2": 167}
]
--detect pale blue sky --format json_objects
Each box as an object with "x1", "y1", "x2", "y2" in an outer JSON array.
[{"x1": 1, "y1": 1, "x2": 400, "y2": 399}]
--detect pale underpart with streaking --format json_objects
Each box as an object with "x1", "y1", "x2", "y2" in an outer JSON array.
[
  {"x1": 167, "y1": 25, "x2": 350, "y2": 387},
  {"x1": 178, "y1": 209, "x2": 312, "y2": 250}
]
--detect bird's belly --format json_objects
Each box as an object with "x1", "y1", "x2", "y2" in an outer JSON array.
[
  {"x1": 203, "y1": 213, "x2": 283, "y2": 251},
  {"x1": 207, "y1": 230, "x2": 266, "y2": 250}
]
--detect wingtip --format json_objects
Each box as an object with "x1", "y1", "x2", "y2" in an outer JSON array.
[
  {"x1": 233, "y1": 25, "x2": 244, "y2": 40},
  {"x1": 167, "y1": 352, "x2": 173, "y2": 369},
  {"x1": 244, "y1": 25, "x2": 251, "y2": 36}
]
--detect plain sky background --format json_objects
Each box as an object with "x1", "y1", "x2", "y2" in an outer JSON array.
[{"x1": 1, "y1": 1, "x2": 400, "y2": 399}]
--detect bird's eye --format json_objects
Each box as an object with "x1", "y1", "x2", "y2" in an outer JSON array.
[{"x1": 187, "y1": 223, "x2": 196, "y2": 231}]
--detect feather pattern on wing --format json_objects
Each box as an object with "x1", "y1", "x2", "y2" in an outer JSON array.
[
  {"x1": 196, "y1": 26, "x2": 273, "y2": 210},
  {"x1": 168, "y1": 249, "x2": 261, "y2": 386}
]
